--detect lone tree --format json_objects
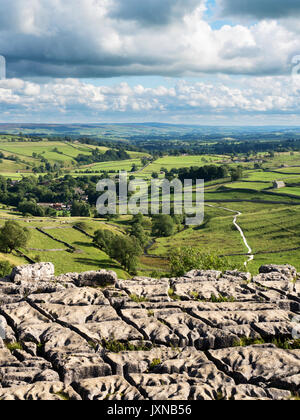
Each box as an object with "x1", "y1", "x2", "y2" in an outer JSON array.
[
  {"x1": 152, "y1": 214, "x2": 175, "y2": 237},
  {"x1": 0, "y1": 221, "x2": 30, "y2": 254},
  {"x1": 230, "y1": 167, "x2": 243, "y2": 182}
]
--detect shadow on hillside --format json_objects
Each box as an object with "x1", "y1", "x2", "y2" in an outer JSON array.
[
  {"x1": 73, "y1": 241, "x2": 94, "y2": 248},
  {"x1": 74, "y1": 257, "x2": 121, "y2": 271}
]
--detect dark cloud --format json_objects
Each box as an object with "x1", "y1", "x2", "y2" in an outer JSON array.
[
  {"x1": 0, "y1": 0, "x2": 298, "y2": 79},
  {"x1": 221, "y1": 0, "x2": 300, "y2": 19},
  {"x1": 109, "y1": 0, "x2": 201, "y2": 25}
]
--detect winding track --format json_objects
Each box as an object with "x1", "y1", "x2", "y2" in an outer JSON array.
[{"x1": 206, "y1": 204, "x2": 254, "y2": 267}]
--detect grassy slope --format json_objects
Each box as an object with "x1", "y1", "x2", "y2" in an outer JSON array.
[{"x1": 0, "y1": 216, "x2": 129, "y2": 278}]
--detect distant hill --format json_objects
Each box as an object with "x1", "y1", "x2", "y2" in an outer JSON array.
[{"x1": 1, "y1": 123, "x2": 300, "y2": 141}]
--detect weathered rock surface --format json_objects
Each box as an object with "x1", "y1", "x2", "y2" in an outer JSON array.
[{"x1": 0, "y1": 262, "x2": 299, "y2": 400}]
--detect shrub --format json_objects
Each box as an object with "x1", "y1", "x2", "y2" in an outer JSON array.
[
  {"x1": 0, "y1": 260, "x2": 13, "y2": 278},
  {"x1": 169, "y1": 247, "x2": 242, "y2": 277}
]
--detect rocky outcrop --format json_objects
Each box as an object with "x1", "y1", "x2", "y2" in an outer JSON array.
[
  {"x1": 11, "y1": 263, "x2": 55, "y2": 284},
  {"x1": 0, "y1": 262, "x2": 299, "y2": 400}
]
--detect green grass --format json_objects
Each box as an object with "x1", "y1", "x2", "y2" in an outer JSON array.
[
  {"x1": 271, "y1": 187, "x2": 300, "y2": 197},
  {"x1": 242, "y1": 170, "x2": 300, "y2": 183},
  {"x1": 0, "y1": 217, "x2": 129, "y2": 277},
  {"x1": 138, "y1": 155, "x2": 227, "y2": 176},
  {"x1": 149, "y1": 358, "x2": 162, "y2": 371},
  {"x1": 234, "y1": 337, "x2": 300, "y2": 349},
  {"x1": 0, "y1": 140, "x2": 147, "y2": 176},
  {"x1": 272, "y1": 167, "x2": 300, "y2": 174},
  {"x1": 102, "y1": 339, "x2": 152, "y2": 353},
  {"x1": 5, "y1": 342, "x2": 23, "y2": 352},
  {"x1": 224, "y1": 181, "x2": 273, "y2": 191},
  {"x1": 72, "y1": 158, "x2": 142, "y2": 174},
  {"x1": 129, "y1": 294, "x2": 148, "y2": 303},
  {"x1": 27, "y1": 226, "x2": 128, "y2": 277}
]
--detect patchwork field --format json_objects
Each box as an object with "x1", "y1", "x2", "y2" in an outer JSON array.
[{"x1": 1, "y1": 140, "x2": 300, "y2": 277}]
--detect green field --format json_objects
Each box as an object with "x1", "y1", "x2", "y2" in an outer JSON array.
[
  {"x1": 74, "y1": 158, "x2": 143, "y2": 174},
  {"x1": 0, "y1": 141, "x2": 86, "y2": 163},
  {"x1": 224, "y1": 181, "x2": 273, "y2": 191},
  {"x1": 242, "y1": 170, "x2": 300, "y2": 182},
  {"x1": 0, "y1": 216, "x2": 129, "y2": 277},
  {"x1": 271, "y1": 187, "x2": 300, "y2": 197},
  {"x1": 139, "y1": 155, "x2": 226, "y2": 176}
]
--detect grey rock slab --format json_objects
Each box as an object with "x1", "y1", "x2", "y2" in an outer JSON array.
[
  {"x1": 0, "y1": 348, "x2": 20, "y2": 366},
  {"x1": 121, "y1": 308, "x2": 180, "y2": 346},
  {"x1": 221, "y1": 325, "x2": 261, "y2": 340},
  {"x1": 40, "y1": 325, "x2": 93, "y2": 354},
  {"x1": 191, "y1": 384, "x2": 291, "y2": 401},
  {"x1": 255, "y1": 281, "x2": 294, "y2": 295},
  {"x1": 105, "y1": 348, "x2": 180, "y2": 376},
  {"x1": 252, "y1": 322, "x2": 295, "y2": 339},
  {"x1": 222, "y1": 270, "x2": 252, "y2": 282},
  {"x1": 48, "y1": 352, "x2": 112, "y2": 384},
  {"x1": 208, "y1": 344, "x2": 300, "y2": 391},
  {"x1": 36, "y1": 303, "x2": 120, "y2": 325},
  {"x1": 0, "y1": 381, "x2": 81, "y2": 400},
  {"x1": 259, "y1": 265, "x2": 297, "y2": 280},
  {"x1": 75, "y1": 270, "x2": 117, "y2": 287},
  {"x1": 190, "y1": 310, "x2": 292, "y2": 328},
  {"x1": 29, "y1": 287, "x2": 110, "y2": 306},
  {"x1": 1, "y1": 302, "x2": 50, "y2": 329},
  {"x1": 129, "y1": 373, "x2": 191, "y2": 400},
  {"x1": 142, "y1": 382, "x2": 191, "y2": 400},
  {"x1": 117, "y1": 278, "x2": 171, "y2": 302},
  {"x1": 159, "y1": 358, "x2": 234, "y2": 388},
  {"x1": 184, "y1": 270, "x2": 222, "y2": 280},
  {"x1": 171, "y1": 281, "x2": 258, "y2": 302},
  {"x1": 76, "y1": 321, "x2": 144, "y2": 343},
  {"x1": 74, "y1": 376, "x2": 143, "y2": 400},
  {"x1": 11, "y1": 263, "x2": 55, "y2": 283}
]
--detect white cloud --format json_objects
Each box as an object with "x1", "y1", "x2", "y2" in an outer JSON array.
[{"x1": 0, "y1": 75, "x2": 299, "y2": 122}]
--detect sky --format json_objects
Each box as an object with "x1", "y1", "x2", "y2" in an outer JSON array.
[{"x1": 0, "y1": 0, "x2": 300, "y2": 125}]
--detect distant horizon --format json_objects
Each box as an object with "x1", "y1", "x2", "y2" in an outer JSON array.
[{"x1": 1, "y1": 122, "x2": 300, "y2": 129}]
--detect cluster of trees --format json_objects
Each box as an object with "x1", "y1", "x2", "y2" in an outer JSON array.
[
  {"x1": 177, "y1": 165, "x2": 230, "y2": 183},
  {"x1": 75, "y1": 148, "x2": 130, "y2": 165},
  {"x1": 18, "y1": 200, "x2": 57, "y2": 217},
  {"x1": 74, "y1": 137, "x2": 147, "y2": 154},
  {"x1": 32, "y1": 157, "x2": 64, "y2": 174},
  {"x1": 94, "y1": 229, "x2": 142, "y2": 273},
  {"x1": 0, "y1": 174, "x2": 99, "y2": 211},
  {"x1": 129, "y1": 213, "x2": 150, "y2": 247},
  {"x1": 93, "y1": 212, "x2": 185, "y2": 273},
  {"x1": 71, "y1": 201, "x2": 90, "y2": 217}
]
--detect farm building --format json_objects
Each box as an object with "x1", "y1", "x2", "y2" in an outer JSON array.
[{"x1": 273, "y1": 180, "x2": 286, "y2": 189}]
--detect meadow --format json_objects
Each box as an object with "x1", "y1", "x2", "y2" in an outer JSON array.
[{"x1": 0, "y1": 215, "x2": 129, "y2": 278}]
